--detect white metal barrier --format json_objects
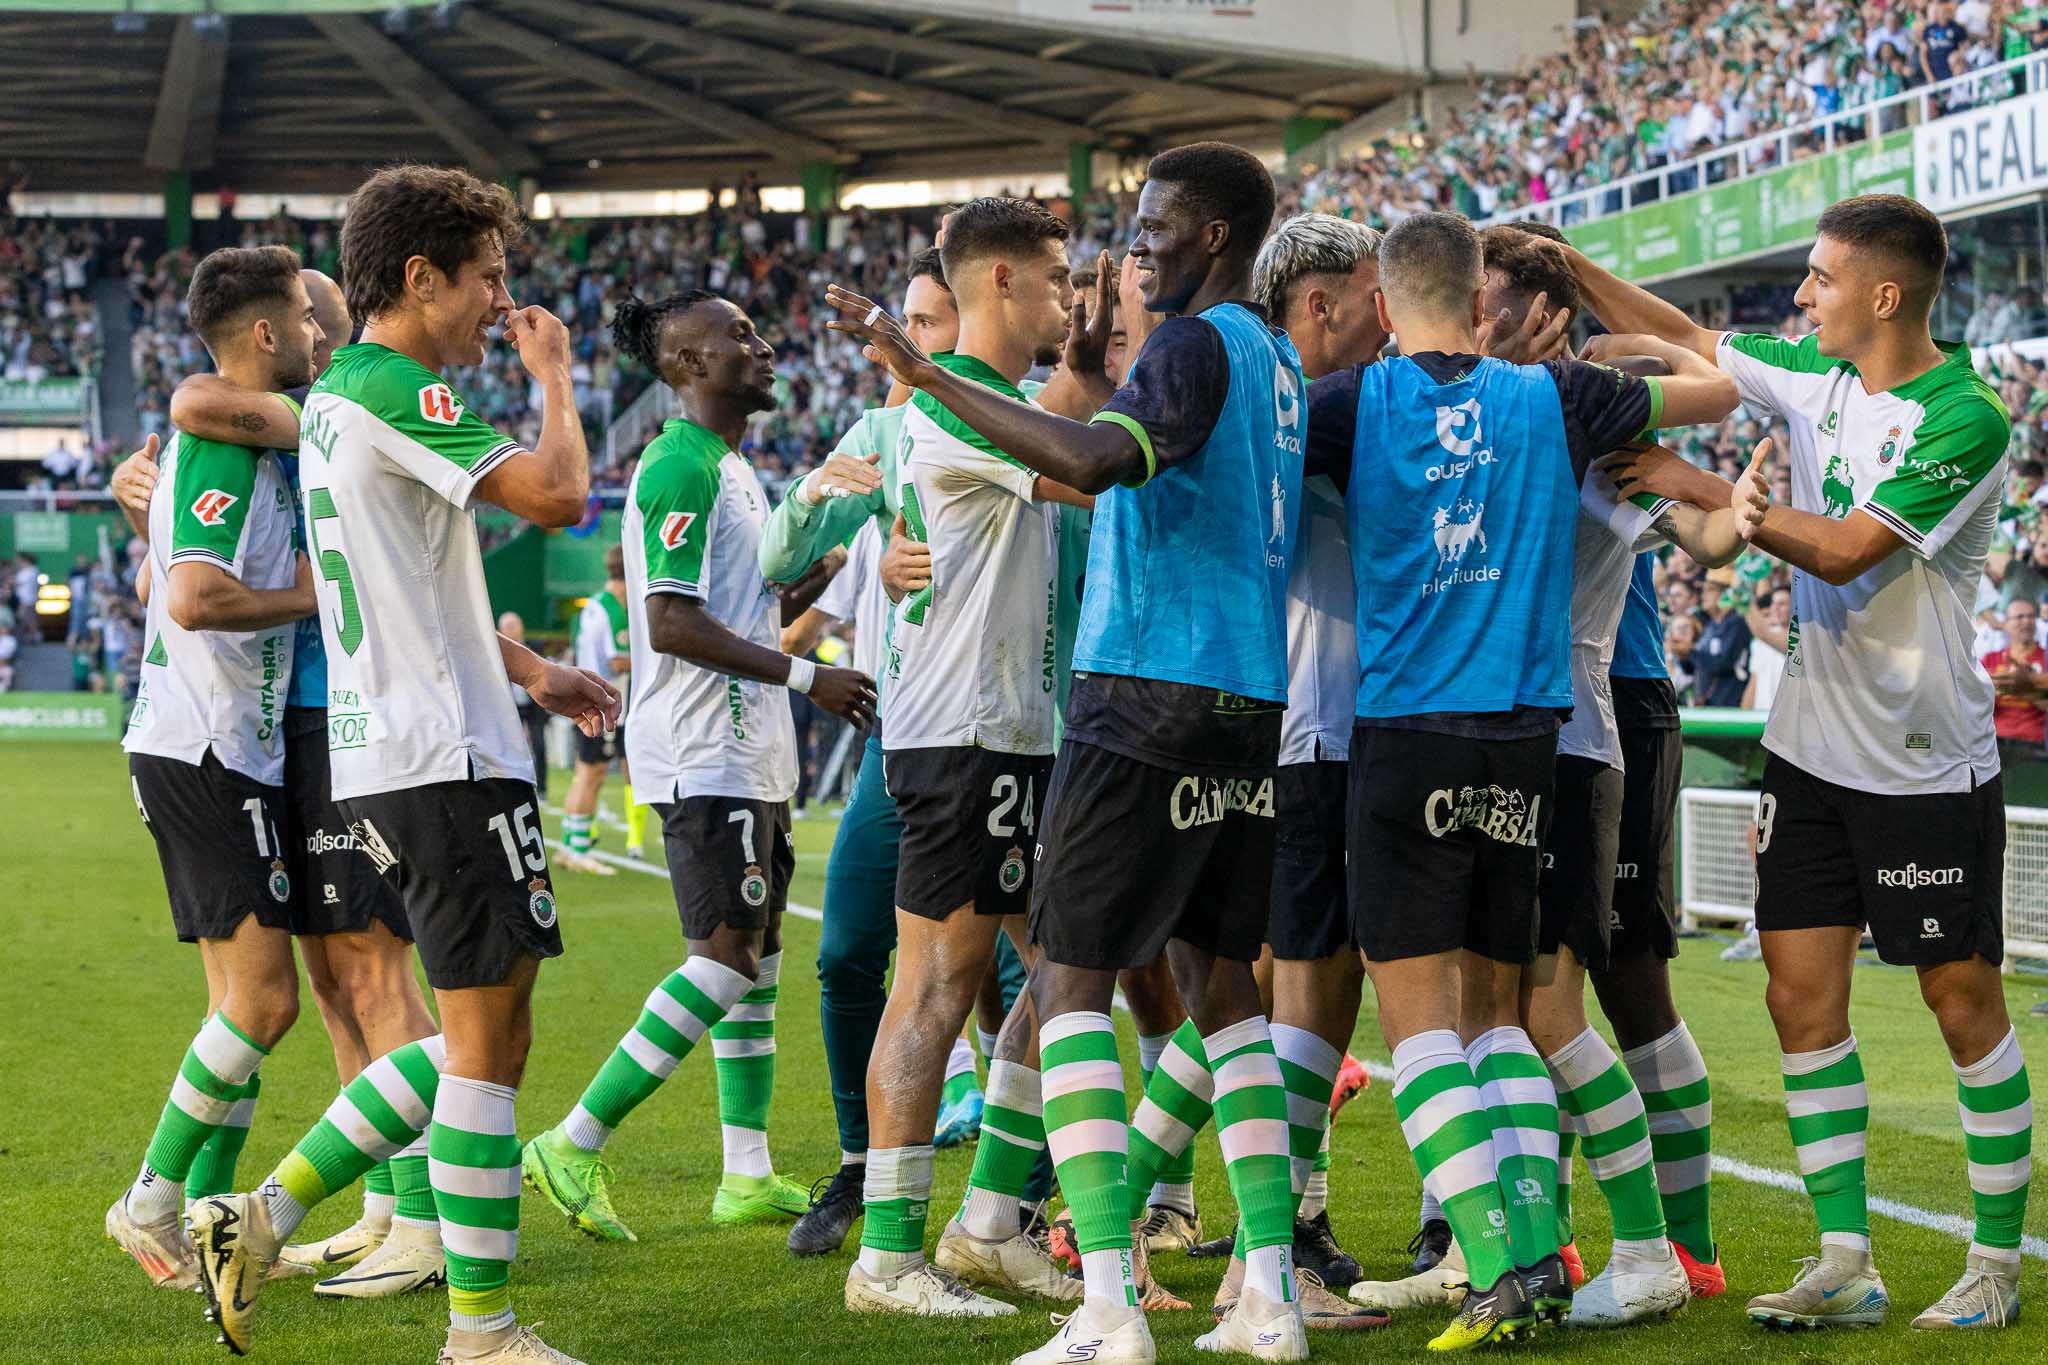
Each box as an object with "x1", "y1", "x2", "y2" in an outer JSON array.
[{"x1": 1679, "y1": 787, "x2": 2048, "y2": 962}]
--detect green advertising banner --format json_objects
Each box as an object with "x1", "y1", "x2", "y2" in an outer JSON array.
[
  {"x1": 0, "y1": 377, "x2": 88, "y2": 422},
  {"x1": 0, "y1": 692, "x2": 123, "y2": 741},
  {"x1": 1571, "y1": 130, "x2": 1915, "y2": 281}
]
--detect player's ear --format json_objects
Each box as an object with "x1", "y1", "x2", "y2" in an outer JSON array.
[
  {"x1": 990, "y1": 259, "x2": 1012, "y2": 299},
  {"x1": 1873, "y1": 278, "x2": 1900, "y2": 322},
  {"x1": 251, "y1": 315, "x2": 277, "y2": 355},
  {"x1": 1375, "y1": 289, "x2": 1395, "y2": 338},
  {"x1": 404, "y1": 254, "x2": 437, "y2": 306},
  {"x1": 1205, "y1": 219, "x2": 1230, "y2": 260}
]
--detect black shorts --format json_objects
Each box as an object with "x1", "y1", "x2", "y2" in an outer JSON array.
[
  {"x1": 130, "y1": 751, "x2": 295, "y2": 944},
  {"x1": 574, "y1": 722, "x2": 625, "y2": 766},
  {"x1": 1348, "y1": 725, "x2": 1556, "y2": 965},
  {"x1": 1268, "y1": 760, "x2": 1352, "y2": 961},
  {"x1": 337, "y1": 778, "x2": 563, "y2": 990},
  {"x1": 655, "y1": 795, "x2": 794, "y2": 939},
  {"x1": 1610, "y1": 724, "x2": 1682, "y2": 960},
  {"x1": 886, "y1": 746, "x2": 1052, "y2": 920},
  {"x1": 1538, "y1": 755, "x2": 1625, "y2": 969},
  {"x1": 283, "y1": 709, "x2": 410, "y2": 941},
  {"x1": 1029, "y1": 739, "x2": 1277, "y2": 969},
  {"x1": 1754, "y1": 753, "x2": 2005, "y2": 967}
]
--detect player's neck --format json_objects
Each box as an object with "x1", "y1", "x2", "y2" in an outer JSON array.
[
  {"x1": 361, "y1": 316, "x2": 445, "y2": 375},
  {"x1": 677, "y1": 390, "x2": 749, "y2": 451},
  {"x1": 953, "y1": 312, "x2": 1034, "y2": 385},
  {"x1": 1392, "y1": 320, "x2": 1480, "y2": 358},
  {"x1": 214, "y1": 352, "x2": 278, "y2": 395},
  {"x1": 605, "y1": 579, "x2": 625, "y2": 597},
  {"x1": 1848, "y1": 325, "x2": 1946, "y2": 395}
]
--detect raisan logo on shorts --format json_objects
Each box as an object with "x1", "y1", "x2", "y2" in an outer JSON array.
[
  {"x1": 1877, "y1": 863, "x2": 1962, "y2": 889},
  {"x1": 418, "y1": 383, "x2": 464, "y2": 426},
  {"x1": 190, "y1": 489, "x2": 239, "y2": 526},
  {"x1": 740, "y1": 864, "x2": 769, "y2": 908},
  {"x1": 660, "y1": 511, "x2": 696, "y2": 550},
  {"x1": 1423, "y1": 784, "x2": 1542, "y2": 846},
  {"x1": 999, "y1": 845, "x2": 1026, "y2": 895},
  {"x1": 267, "y1": 858, "x2": 291, "y2": 904},
  {"x1": 528, "y1": 875, "x2": 557, "y2": 928}
]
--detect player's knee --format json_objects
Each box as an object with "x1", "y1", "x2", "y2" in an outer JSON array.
[
  {"x1": 230, "y1": 977, "x2": 301, "y2": 1048},
  {"x1": 818, "y1": 938, "x2": 885, "y2": 993},
  {"x1": 1920, "y1": 965, "x2": 2008, "y2": 1050}
]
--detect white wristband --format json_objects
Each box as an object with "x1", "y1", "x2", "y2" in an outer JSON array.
[{"x1": 786, "y1": 655, "x2": 816, "y2": 694}]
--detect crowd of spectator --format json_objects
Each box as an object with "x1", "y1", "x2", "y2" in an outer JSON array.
[
  {"x1": 3, "y1": 544, "x2": 149, "y2": 700},
  {"x1": 0, "y1": 216, "x2": 104, "y2": 384}
]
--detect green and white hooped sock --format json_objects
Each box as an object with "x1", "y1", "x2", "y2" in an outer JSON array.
[
  {"x1": 942, "y1": 1038, "x2": 980, "y2": 1108},
  {"x1": 1042, "y1": 1011, "x2": 1138, "y2": 1308},
  {"x1": 1270, "y1": 1024, "x2": 1340, "y2": 1220},
  {"x1": 1623, "y1": 1021, "x2": 1715, "y2": 1262},
  {"x1": 857, "y1": 1144, "x2": 934, "y2": 1279},
  {"x1": 1126, "y1": 1018, "x2": 1212, "y2": 1221},
  {"x1": 185, "y1": 1072, "x2": 262, "y2": 1205},
  {"x1": 1136, "y1": 1027, "x2": 1200, "y2": 1216},
  {"x1": 127, "y1": 1012, "x2": 269, "y2": 1223},
  {"x1": 1548, "y1": 1027, "x2": 1666, "y2": 1249},
  {"x1": 960, "y1": 1060, "x2": 1045, "y2": 1241},
  {"x1": 433, "y1": 1075, "x2": 522, "y2": 1335},
  {"x1": 1555, "y1": 1115, "x2": 1576, "y2": 1247},
  {"x1": 392, "y1": 1133, "x2": 437, "y2": 1229},
  {"x1": 713, "y1": 951, "x2": 782, "y2": 1179},
  {"x1": 564, "y1": 812, "x2": 594, "y2": 855},
  {"x1": 565, "y1": 955, "x2": 750, "y2": 1152},
  {"x1": 1209, "y1": 1017, "x2": 1298, "y2": 1304},
  {"x1": 976, "y1": 1026, "x2": 1001, "y2": 1061},
  {"x1": 1956, "y1": 1027, "x2": 2031, "y2": 1264},
  {"x1": 1391, "y1": 1030, "x2": 1514, "y2": 1291},
  {"x1": 1468, "y1": 1026, "x2": 1560, "y2": 1267},
  {"x1": 263, "y1": 1034, "x2": 446, "y2": 1242},
  {"x1": 1781, "y1": 1034, "x2": 1870, "y2": 1254},
  {"x1": 362, "y1": 1157, "x2": 397, "y2": 1224}
]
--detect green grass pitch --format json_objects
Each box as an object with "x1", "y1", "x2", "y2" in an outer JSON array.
[{"x1": 8, "y1": 738, "x2": 2048, "y2": 1363}]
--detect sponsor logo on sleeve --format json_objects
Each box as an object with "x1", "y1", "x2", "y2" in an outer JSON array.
[
  {"x1": 418, "y1": 384, "x2": 464, "y2": 426},
  {"x1": 191, "y1": 489, "x2": 240, "y2": 526},
  {"x1": 659, "y1": 511, "x2": 696, "y2": 550}
]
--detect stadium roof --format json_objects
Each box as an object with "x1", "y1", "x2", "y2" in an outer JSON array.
[{"x1": 0, "y1": 0, "x2": 1413, "y2": 194}]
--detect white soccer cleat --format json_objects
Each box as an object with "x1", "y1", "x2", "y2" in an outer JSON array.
[
  {"x1": 1012, "y1": 1300, "x2": 1157, "y2": 1364},
  {"x1": 1911, "y1": 1253, "x2": 2021, "y2": 1330},
  {"x1": 935, "y1": 1220, "x2": 1083, "y2": 1301},
  {"x1": 1194, "y1": 1286, "x2": 1309, "y2": 1360},
  {"x1": 554, "y1": 850, "x2": 614, "y2": 876},
  {"x1": 271, "y1": 1215, "x2": 386, "y2": 1279},
  {"x1": 189, "y1": 1192, "x2": 281, "y2": 1355},
  {"x1": 1349, "y1": 1235, "x2": 1467, "y2": 1311},
  {"x1": 313, "y1": 1219, "x2": 446, "y2": 1298},
  {"x1": 1567, "y1": 1242, "x2": 1690, "y2": 1327},
  {"x1": 1746, "y1": 1249, "x2": 1888, "y2": 1330},
  {"x1": 436, "y1": 1322, "x2": 586, "y2": 1363},
  {"x1": 844, "y1": 1260, "x2": 1018, "y2": 1317},
  {"x1": 105, "y1": 1196, "x2": 197, "y2": 1290}
]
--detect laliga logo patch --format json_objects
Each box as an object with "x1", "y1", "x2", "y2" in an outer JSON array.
[
  {"x1": 191, "y1": 489, "x2": 239, "y2": 526},
  {"x1": 528, "y1": 875, "x2": 557, "y2": 929},
  {"x1": 741, "y1": 864, "x2": 769, "y2": 908},
  {"x1": 660, "y1": 511, "x2": 696, "y2": 550},
  {"x1": 418, "y1": 383, "x2": 464, "y2": 426},
  {"x1": 268, "y1": 858, "x2": 291, "y2": 904}
]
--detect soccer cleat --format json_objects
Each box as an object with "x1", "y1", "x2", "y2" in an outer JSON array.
[
  {"x1": 1520, "y1": 1252, "x2": 1574, "y2": 1325},
  {"x1": 1720, "y1": 927, "x2": 1761, "y2": 962},
  {"x1": 1567, "y1": 1242, "x2": 1690, "y2": 1328},
  {"x1": 1559, "y1": 1239, "x2": 1586, "y2": 1287},
  {"x1": 1287, "y1": 1267, "x2": 1390, "y2": 1331},
  {"x1": 1427, "y1": 1269, "x2": 1538, "y2": 1353},
  {"x1": 935, "y1": 1219, "x2": 1084, "y2": 1301},
  {"x1": 1673, "y1": 1241, "x2": 1726, "y2": 1298},
  {"x1": 312, "y1": 1219, "x2": 446, "y2": 1298},
  {"x1": 711, "y1": 1171, "x2": 811, "y2": 1225},
  {"x1": 1131, "y1": 1217, "x2": 1192, "y2": 1311},
  {"x1": 1189, "y1": 1224, "x2": 1240, "y2": 1258},
  {"x1": 1407, "y1": 1217, "x2": 1453, "y2": 1275},
  {"x1": 521, "y1": 1128, "x2": 636, "y2": 1243},
  {"x1": 1139, "y1": 1203, "x2": 1203, "y2": 1255},
  {"x1": 1047, "y1": 1208, "x2": 1080, "y2": 1271},
  {"x1": 1292, "y1": 1212, "x2": 1361, "y2": 1290},
  {"x1": 787, "y1": 1163, "x2": 864, "y2": 1257},
  {"x1": 1351, "y1": 1235, "x2": 1466, "y2": 1311},
  {"x1": 272, "y1": 1215, "x2": 385, "y2": 1279},
  {"x1": 1330, "y1": 1053, "x2": 1372, "y2": 1115},
  {"x1": 1195, "y1": 1286, "x2": 1309, "y2": 1360},
  {"x1": 934, "y1": 1087, "x2": 985, "y2": 1149},
  {"x1": 1910, "y1": 1253, "x2": 2020, "y2": 1330},
  {"x1": 435, "y1": 1322, "x2": 586, "y2": 1363},
  {"x1": 624, "y1": 842, "x2": 645, "y2": 861},
  {"x1": 844, "y1": 1260, "x2": 1017, "y2": 1317},
  {"x1": 1746, "y1": 1250, "x2": 1888, "y2": 1330},
  {"x1": 105, "y1": 1196, "x2": 198, "y2": 1290},
  {"x1": 1013, "y1": 1300, "x2": 1156, "y2": 1364},
  {"x1": 555, "y1": 849, "x2": 614, "y2": 876},
  {"x1": 189, "y1": 1192, "x2": 281, "y2": 1356}
]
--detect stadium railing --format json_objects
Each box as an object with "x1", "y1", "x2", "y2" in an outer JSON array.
[
  {"x1": 603, "y1": 364, "x2": 679, "y2": 472},
  {"x1": 1489, "y1": 50, "x2": 2048, "y2": 233}
]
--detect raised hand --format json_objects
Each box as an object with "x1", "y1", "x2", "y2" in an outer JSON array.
[
  {"x1": 1732, "y1": 437, "x2": 1772, "y2": 542},
  {"x1": 824, "y1": 285, "x2": 938, "y2": 390}
]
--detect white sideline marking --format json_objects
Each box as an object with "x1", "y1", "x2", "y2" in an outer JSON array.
[{"x1": 560, "y1": 839, "x2": 2047, "y2": 1261}]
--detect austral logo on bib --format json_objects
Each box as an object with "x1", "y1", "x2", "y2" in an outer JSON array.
[
  {"x1": 418, "y1": 384, "x2": 464, "y2": 426},
  {"x1": 191, "y1": 489, "x2": 239, "y2": 526},
  {"x1": 660, "y1": 511, "x2": 696, "y2": 550}
]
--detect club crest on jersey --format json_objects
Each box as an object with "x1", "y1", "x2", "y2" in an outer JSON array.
[
  {"x1": 1878, "y1": 424, "x2": 1902, "y2": 464},
  {"x1": 660, "y1": 511, "x2": 696, "y2": 550},
  {"x1": 999, "y1": 845, "x2": 1027, "y2": 895},
  {"x1": 418, "y1": 384, "x2": 464, "y2": 426},
  {"x1": 528, "y1": 875, "x2": 557, "y2": 928},
  {"x1": 740, "y1": 864, "x2": 769, "y2": 908},
  {"x1": 190, "y1": 489, "x2": 239, "y2": 526},
  {"x1": 267, "y1": 858, "x2": 291, "y2": 904}
]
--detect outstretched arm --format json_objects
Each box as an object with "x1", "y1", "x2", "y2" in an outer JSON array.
[{"x1": 1561, "y1": 244, "x2": 1722, "y2": 362}]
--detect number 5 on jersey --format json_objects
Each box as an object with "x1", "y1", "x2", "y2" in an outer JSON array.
[{"x1": 306, "y1": 487, "x2": 363, "y2": 655}]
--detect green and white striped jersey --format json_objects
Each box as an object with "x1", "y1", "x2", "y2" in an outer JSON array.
[
  {"x1": 123, "y1": 428, "x2": 298, "y2": 784},
  {"x1": 623, "y1": 418, "x2": 795, "y2": 804},
  {"x1": 297, "y1": 344, "x2": 530, "y2": 800},
  {"x1": 1716, "y1": 333, "x2": 2011, "y2": 794}
]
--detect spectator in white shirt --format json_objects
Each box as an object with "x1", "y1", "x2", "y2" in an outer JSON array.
[{"x1": 1742, "y1": 588, "x2": 1791, "y2": 710}]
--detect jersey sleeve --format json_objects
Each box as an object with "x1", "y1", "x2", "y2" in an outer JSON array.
[
  {"x1": 366, "y1": 358, "x2": 525, "y2": 508},
  {"x1": 1715, "y1": 331, "x2": 1838, "y2": 420},
  {"x1": 1090, "y1": 316, "x2": 1231, "y2": 484},
  {"x1": 167, "y1": 436, "x2": 260, "y2": 574},
  {"x1": 1303, "y1": 365, "x2": 1362, "y2": 492},
  {"x1": 1543, "y1": 358, "x2": 1659, "y2": 478},
  {"x1": 637, "y1": 454, "x2": 721, "y2": 598},
  {"x1": 1864, "y1": 393, "x2": 2013, "y2": 557},
  {"x1": 914, "y1": 412, "x2": 1041, "y2": 502}
]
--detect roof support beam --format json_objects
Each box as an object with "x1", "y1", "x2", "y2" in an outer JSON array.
[
  {"x1": 307, "y1": 15, "x2": 542, "y2": 175},
  {"x1": 145, "y1": 15, "x2": 229, "y2": 172}
]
